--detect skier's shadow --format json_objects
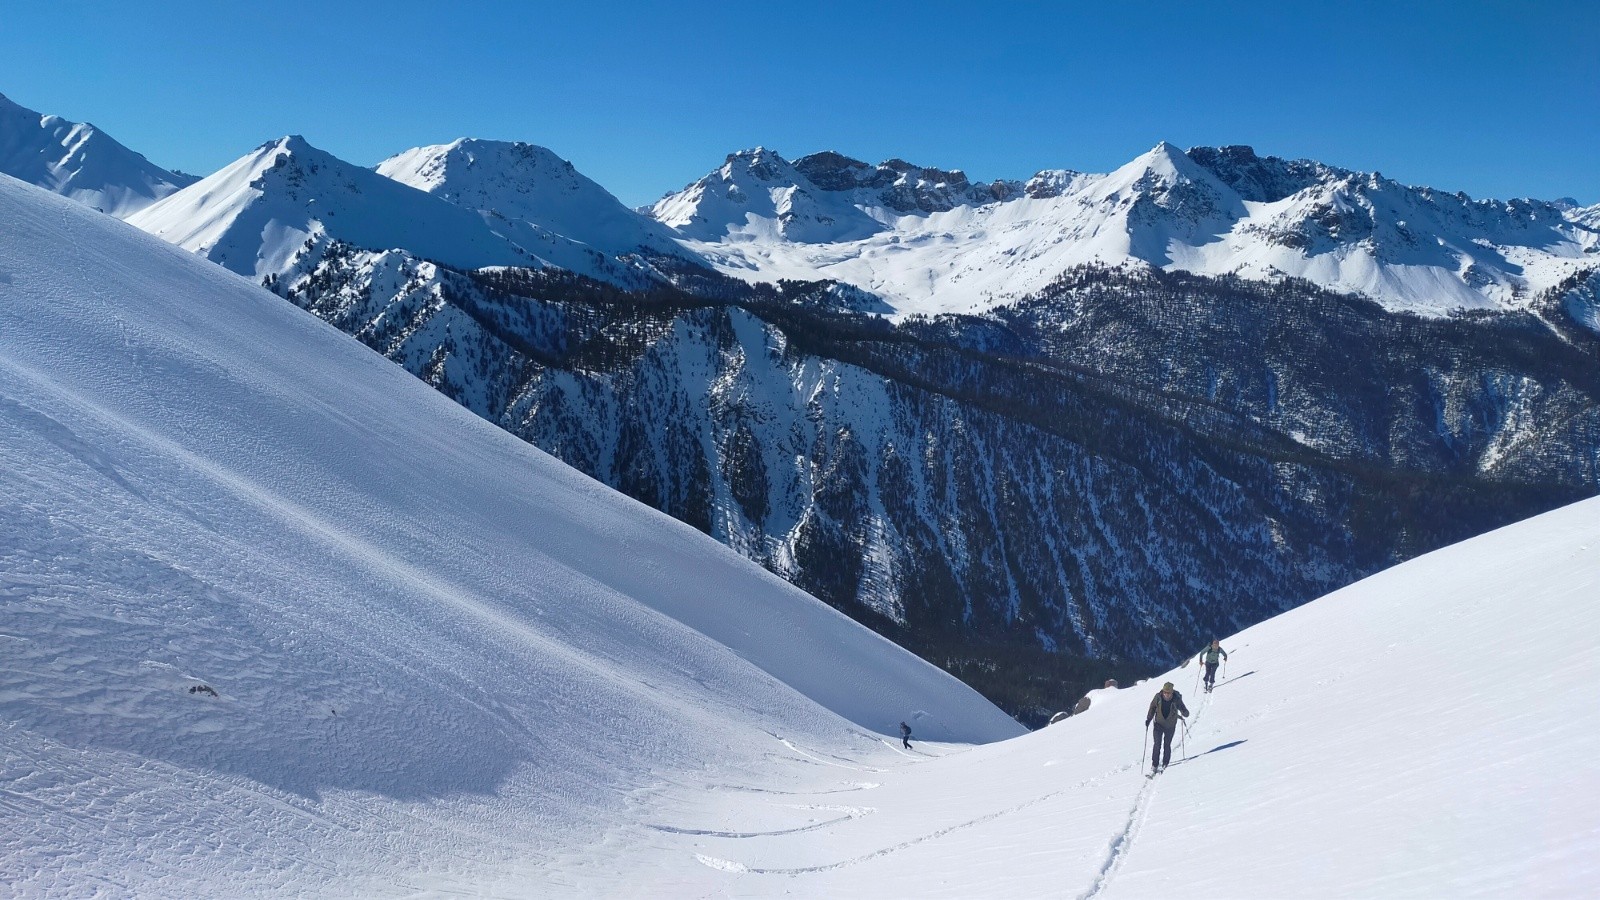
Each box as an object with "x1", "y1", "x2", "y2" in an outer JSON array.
[
  {"x1": 1174, "y1": 739, "x2": 1248, "y2": 766},
  {"x1": 1212, "y1": 670, "x2": 1256, "y2": 689}
]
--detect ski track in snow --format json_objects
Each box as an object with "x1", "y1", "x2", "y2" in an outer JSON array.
[
  {"x1": 1079, "y1": 691, "x2": 1212, "y2": 900},
  {"x1": 767, "y1": 733, "x2": 889, "y2": 773},
  {"x1": 694, "y1": 757, "x2": 1139, "y2": 876},
  {"x1": 690, "y1": 691, "x2": 1223, "y2": 883},
  {"x1": 707, "y1": 780, "x2": 881, "y2": 796},
  {"x1": 652, "y1": 805, "x2": 873, "y2": 839}
]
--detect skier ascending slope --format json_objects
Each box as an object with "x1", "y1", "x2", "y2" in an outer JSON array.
[
  {"x1": 1145, "y1": 682, "x2": 1188, "y2": 773},
  {"x1": 899, "y1": 721, "x2": 913, "y2": 750},
  {"x1": 1197, "y1": 639, "x2": 1228, "y2": 692}
]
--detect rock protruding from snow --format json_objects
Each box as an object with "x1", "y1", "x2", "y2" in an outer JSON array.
[
  {"x1": 0, "y1": 91, "x2": 195, "y2": 217},
  {"x1": 791, "y1": 151, "x2": 1022, "y2": 214},
  {"x1": 126, "y1": 135, "x2": 534, "y2": 279}
]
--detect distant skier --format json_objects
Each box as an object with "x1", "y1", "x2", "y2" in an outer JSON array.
[
  {"x1": 1145, "y1": 682, "x2": 1189, "y2": 773},
  {"x1": 1196, "y1": 639, "x2": 1229, "y2": 692},
  {"x1": 899, "y1": 721, "x2": 913, "y2": 750}
]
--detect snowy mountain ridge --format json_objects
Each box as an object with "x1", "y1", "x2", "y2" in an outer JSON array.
[
  {"x1": 376, "y1": 138, "x2": 706, "y2": 282},
  {"x1": 0, "y1": 92, "x2": 194, "y2": 217},
  {"x1": 3, "y1": 88, "x2": 1594, "y2": 319},
  {"x1": 652, "y1": 142, "x2": 1600, "y2": 318},
  {"x1": 126, "y1": 134, "x2": 698, "y2": 289},
  {"x1": 125, "y1": 135, "x2": 538, "y2": 280}
]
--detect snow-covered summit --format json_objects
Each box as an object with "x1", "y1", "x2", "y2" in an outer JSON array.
[
  {"x1": 0, "y1": 91, "x2": 194, "y2": 217},
  {"x1": 126, "y1": 135, "x2": 534, "y2": 279},
  {"x1": 652, "y1": 141, "x2": 1600, "y2": 318},
  {"x1": 650, "y1": 146, "x2": 888, "y2": 243},
  {"x1": 376, "y1": 138, "x2": 699, "y2": 276}
]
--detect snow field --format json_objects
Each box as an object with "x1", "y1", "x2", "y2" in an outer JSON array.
[
  {"x1": 619, "y1": 497, "x2": 1599, "y2": 897},
  {"x1": 0, "y1": 173, "x2": 1017, "y2": 897}
]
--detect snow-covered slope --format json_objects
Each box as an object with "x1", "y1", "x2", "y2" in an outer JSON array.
[
  {"x1": 611, "y1": 495, "x2": 1600, "y2": 897},
  {"x1": 377, "y1": 138, "x2": 701, "y2": 281},
  {"x1": 125, "y1": 135, "x2": 537, "y2": 280},
  {"x1": 0, "y1": 92, "x2": 194, "y2": 217},
  {"x1": 0, "y1": 173, "x2": 1020, "y2": 896},
  {"x1": 1568, "y1": 201, "x2": 1600, "y2": 229},
  {"x1": 652, "y1": 143, "x2": 1600, "y2": 318}
]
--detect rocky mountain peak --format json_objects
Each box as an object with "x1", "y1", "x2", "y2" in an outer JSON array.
[
  {"x1": 721, "y1": 146, "x2": 794, "y2": 182},
  {"x1": 1184, "y1": 145, "x2": 1342, "y2": 202}
]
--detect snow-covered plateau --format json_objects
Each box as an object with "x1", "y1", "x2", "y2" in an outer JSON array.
[{"x1": 3, "y1": 166, "x2": 1600, "y2": 896}]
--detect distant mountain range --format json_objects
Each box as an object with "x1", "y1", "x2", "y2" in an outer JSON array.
[
  {"x1": 652, "y1": 142, "x2": 1600, "y2": 318},
  {"x1": 4, "y1": 90, "x2": 1597, "y2": 720},
  {"x1": 7, "y1": 90, "x2": 1594, "y2": 320}
]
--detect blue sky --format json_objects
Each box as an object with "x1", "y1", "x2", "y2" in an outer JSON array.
[{"x1": 2, "y1": 1, "x2": 1594, "y2": 206}]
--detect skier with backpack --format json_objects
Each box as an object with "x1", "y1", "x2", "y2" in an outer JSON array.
[
  {"x1": 1197, "y1": 639, "x2": 1228, "y2": 692},
  {"x1": 899, "y1": 721, "x2": 913, "y2": 750},
  {"x1": 1145, "y1": 682, "x2": 1189, "y2": 774}
]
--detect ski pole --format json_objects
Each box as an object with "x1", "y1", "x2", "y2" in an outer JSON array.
[
  {"x1": 1141, "y1": 723, "x2": 1149, "y2": 773},
  {"x1": 1179, "y1": 718, "x2": 1190, "y2": 761}
]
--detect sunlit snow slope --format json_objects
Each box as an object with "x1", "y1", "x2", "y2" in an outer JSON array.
[
  {"x1": 0, "y1": 173, "x2": 1020, "y2": 898},
  {"x1": 0, "y1": 92, "x2": 194, "y2": 218},
  {"x1": 125, "y1": 136, "x2": 535, "y2": 280},
  {"x1": 622, "y1": 496, "x2": 1600, "y2": 898}
]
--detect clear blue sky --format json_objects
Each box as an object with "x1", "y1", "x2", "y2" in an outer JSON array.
[{"x1": 2, "y1": 0, "x2": 1594, "y2": 207}]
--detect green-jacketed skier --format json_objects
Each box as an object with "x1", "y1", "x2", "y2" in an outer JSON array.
[{"x1": 1197, "y1": 639, "x2": 1228, "y2": 692}]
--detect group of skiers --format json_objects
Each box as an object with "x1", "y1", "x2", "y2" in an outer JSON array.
[
  {"x1": 894, "y1": 639, "x2": 1229, "y2": 772},
  {"x1": 1144, "y1": 639, "x2": 1228, "y2": 773}
]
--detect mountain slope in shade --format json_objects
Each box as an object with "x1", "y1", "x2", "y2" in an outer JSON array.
[
  {"x1": 0, "y1": 92, "x2": 194, "y2": 217},
  {"x1": 125, "y1": 135, "x2": 536, "y2": 279},
  {"x1": 0, "y1": 172, "x2": 1020, "y2": 896},
  {"x1": 377, "y1": 138, "x2": 702, "y2": 280},
  {"x1": 652, "y1": 143, "x2": 1600, "y2": 318}
]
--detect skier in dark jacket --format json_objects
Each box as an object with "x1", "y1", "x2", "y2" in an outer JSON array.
[
  {"x1": 1145, "y1": 682, "x2": 1189, "y2": 772},
  {"x1": 1197, "y1": 639, "x2": 1229, "y2": 692},
  {"x1": 899, "y1": 721, "x2": 913, "y2": 749}
]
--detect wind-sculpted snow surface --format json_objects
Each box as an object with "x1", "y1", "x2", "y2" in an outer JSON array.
[
  {"x1": 0, "y1": 174, "x2": 1020, "y2": 896},
  {"x1": 609, "y1": 497, "x2": 1600, "y2": 897}
]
